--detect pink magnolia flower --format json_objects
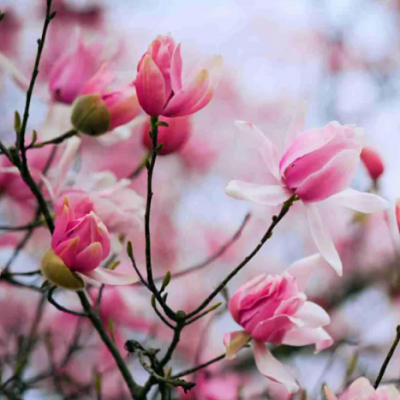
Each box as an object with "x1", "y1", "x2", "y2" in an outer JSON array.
[
  {"x1": 324, "y1": 377, "x2": 400, "y2": 400},
  {"x1": 142, "y1": 116, "x2": 191, "y2": 155},
  {"x1": 360, "y1": 146, "x2": 384, "y2": 181},
  {"x1": 135, "y1": 34, "x2": 223, "y2": 117},
  {"x1": 42, "y1": 197, "x2": 137, "y2": 288},
  {"x1": 396, "y1": 200, "x2": 400, "y2": 236},
  {"x1": 226, "y1": 108, "x2": 388, "y2": 275},
  {"x1": 49, "y1": 39, "x2": 102, "y2": 104},
  {"x1": 223, "y1": 254, "x2": 333, "y2": 393},
  {"x1": 77, "y1": 63, "x2": 141, "y2": 133}
]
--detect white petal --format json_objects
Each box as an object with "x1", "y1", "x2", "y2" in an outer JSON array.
[
  {"x1": 286, "y1": 253, "x2": 331, "y2": 291},
  {"x1": 226, "y1": 181, "x2": 290, "y2": 205},
  {"x1": 282, "y1": 327, "x2": 333, "y2": 352},
  {"x1": 303, "y1": 202, "x2": 342, "y2": 276},
  {"x1": 293, "y1": 301, "x2": 330, "y2": 328},
  {"x1": 253, "y1": 340, "x2": 299, "y2": 394},
  {"x1": 235, "y1": 120, "x2": 280, "y2": 181},
  {"x1": 284, "y1": 101, "x2": 307, "y2": 151},
  {"x1": 327, "y1": 188, "x2": 389, "y2": 213},
  {"x1": 82, "y1": 268, "x2": 138, "y2": 285},
  {"x1": 223, "y1": 330, "x2": 251, "y2": 360}
]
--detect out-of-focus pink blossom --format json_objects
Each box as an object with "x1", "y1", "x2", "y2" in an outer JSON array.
[
  {"x1": 135, "y1": 34, "x2": 223, "y2": 117},
  {"x1": 324, "y1": 377, "x2": 400, "y2": 400},
  {"x1": 361, "y1": 146, "x2": 385, "y2": 181},
  {"x1": 42, "y1": 197, "x2": 137, "y2": 288},
  {"x1": 49, "y1": 39, "x2": 102, "y2": 104},
  {"x1": 55, "y1": 172, "x2": 145, "y2": 234},
  {"x1": 396, "y1": 200, "x2": 400, "y2": 235},
  {"x1": 142, "y1": 116, "x2": 191, "y2": 155},
  {"x1": 224, "y1": 254, "x2": 333, "y2": 393},
  {"x1": 226, "y1": 107, "x2": 388, "y2": 275},
  {"x1": 79, "y1": 64, "x2": 141, "y2": 132}
]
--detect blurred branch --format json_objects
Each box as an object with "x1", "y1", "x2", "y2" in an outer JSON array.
[
  {"x1": 28, "y1": 129, "x2": 78, "y2": 149},
  {"x1": 171, "y1": 354, "x2": 226, "y2": 379},
  {"x1": 47, "y1": 287, "x2": 86, "y2": 317}
]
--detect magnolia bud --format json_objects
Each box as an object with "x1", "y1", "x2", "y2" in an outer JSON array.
[
  {"x1": 41, "y1": 249, "x2": 85, "y2": 290},
  {"x1": 71, "y1": 95, "x2": 110, "y2": 136},
  {"x1": 360, "y1": 146, "x2": 384, "y2": 181}
]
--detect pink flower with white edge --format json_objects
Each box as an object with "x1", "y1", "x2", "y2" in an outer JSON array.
[
  {"x1": 324, "y1": 377, "x2": 400, "y2": 400},
  {"x1": 226, "y1": 107, "x2": 388, "y2": 275},
  {"x1": 223, "y1": 254, "x2": 334, "y2": 393},
  {"x1": 41, "y1": 197, "x2": 137, "y2": 290},
  {"x1": 135, "y1": 34, "x2": 223, "y2": 117},
  {"x1": 361, "y1": 146, "x2": 384, "y2": 181},
  {"x1": 71, "y1": 64, "x2": 141, "y2": 136},
  {"x1": 49, "y1": 39, "x2": 101, "y2": 105}
]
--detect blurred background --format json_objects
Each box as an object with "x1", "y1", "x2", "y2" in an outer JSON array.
[{"x1": 1, "y1": 0, "x2": 400, "y2": 399}]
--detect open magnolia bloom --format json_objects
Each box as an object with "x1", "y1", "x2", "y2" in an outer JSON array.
[
  {"x1": 324, "y1": 377, "x2": 400, "y2": 400},
  {"x1": 226, "y1": 108, "x2": 389, "y2": 275},
  {"x1": 41, "y1": 197, "x2": 137, "y2": 290},
  {"x1": 223, "y1": 254, "x2": 333, "y2": 393}
]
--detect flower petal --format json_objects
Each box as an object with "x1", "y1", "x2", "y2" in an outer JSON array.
[
  {"x1": 347, "y1": 378, "x2": 377, "y2": 400},
  {"x1": 170, "y1": 43, "x2": 182, "y2": 93},
  {"x1": 324, "y1": 386, "x2": 339, "y2": 400},
  {"x1": 223, "y1": 330, "x2": 251, "y2": 360},
  {"x1": 226, "y1": 181, "x2": 290, "y2": 205},
  {"x1": 304, "y1": 202, "x2": 342, "y2": 276},
  {"x1": 282, "y1": 327, "x2": 333, "y2": 352},
  {"x1": 74, "y1": 242, "x2": 103, "y2": 272},
  {"x1": 82, "y1": 267, "x2": 138, "y2": 285},
  {"x1": 135, "y1": 54, "x2": 167, "y2": 116},
  {"x1": 286, "y1": 253, "x2": 331, "y2": 291},
  {"x1": 253, "y1": 340, "x2": 299, "y2": 393},
  {"x1": 293, "y1": 301, "x2": 330, "y2": 328},
  {"x1": 235, "y1": 120, "x2": 280, "y2": 180},
  {"x1": 296, "y1": 149, "x2": 360, "y2": 202},
  {"x1": 326, "y1": 188, "x2": 389, "y2": 213}
]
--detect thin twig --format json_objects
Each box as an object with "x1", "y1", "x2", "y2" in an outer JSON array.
[
  {"x1": 29, "y1": 129, "x2": 78, "y2": 149},
  {"x1": 374, "y1": 325, "x2": 400, "y2": 388},
  {"x1": 47, "y1": 287, "x2": 86, "y2": 317},
  {"x1": 171, "y1": 354, "x2": 226, "y2": 379},
  {"x1": 184, "y1": 196, "x2": 298, "y2": 320},
  {"x1": 128, "y1": 151, "x2": 151, "y2": 179}
]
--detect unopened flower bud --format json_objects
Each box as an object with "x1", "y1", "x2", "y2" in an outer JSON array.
[
  {"x1": 361, "y1": 146, "x2": 384, "y2": 181},
  {"x1": 71, "y1": 94, "x2": 110, "y2": 136}
]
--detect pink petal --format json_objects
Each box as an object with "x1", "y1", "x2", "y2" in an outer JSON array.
[
  {"x1": 135, "y1": 55, "x2": 167, "y2": 116},
  {"x1": 235, "y1": 120, "x2": 280, "y2": 180},
  {"x1": 56, "y1": 237, "x2": 79, "y2": 268},
  {"x1": 293, "y1": 301, "x2": 330, "y2": 328},
  {"x1": 303, "y1": 202, "x2": 342, "y2": 276},
  {"x1": 280, "y1": 121, "x2": 338, "y2": 174},
  {"x1": 295, "y1": 149, "x2": 360, "y2": 202},
  {"x1": 52, "y1": 198, "x2": 75, "y2": 248},
  {"x1": 284, "y1": 101, "x2": 307, "y2": 151},
  {"x1": 170, "y1": 43, "x2": 182, "y2": 93},
  {"x1": 286, "y1": 253, "x2": 331, "y2": 291},
  {"x1": 82, "y1": 267, "x2": 138, "y2": 285},
  {"x1": 326, "y1": 188, "x2": 389, "y2": 213},
  {"x1": 223, "y1": 330, "x2": 251, "y2": 360},
  {"x1": 253, "y1": 340, "x2": 299, "y2": 394},
  {"x1": 74, "y1": 242, "x2": 103, "y2": 272},
  {"x1": 82, "y1": 63, "x2": 114, "y2": 95},
  {"x1": 162, "y1": 69, "x2": 210, "y2": 117},
  {"x1": 324, "y1": 386, "x2": 339, "y2": 400},
  {"x1": 376, "y1": 385, "x2": 400, "y2": 400},
  {"x1": 225, "y1": 181, "x2": 290, "y2": 205},
  {"x1": 347, "y1": 378, "x2": 377, "y2": 400},
  {"x1": 282, "y1": 327, "x2": 333, "y2": 352}
]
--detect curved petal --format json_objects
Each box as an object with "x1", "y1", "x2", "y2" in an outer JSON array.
[
  {"x1": 170, "y1": 43, "x2": 183, "y2": 93},
  {"x1": 304, "y1": 202, "x2": 342, "y2": 276},
  {"x1": 135, "y1": 55, "x2": 167, "y2": 116},
  {"x1": 74, "y1": 242, "x2": 103, "y2": 272},
  {"x1": 226, "y1": 181, "x2": 290, "y2": 205},
  {"x1": 326, "y1": 188, "x2": 389, "y2": 213},
  {"x1": 324, "y1": 386, "x2": 339, "y2": 400},
  {"x1": 235, "y1": 120, "x2": 280, "y2": 180},
  {"x1": 296, "y1": 149, "x2": 360, "y2": 202},
  {"x1": 282, "y1": 327, "x2": 333, "y2": 352},
  {"x1": 82, "y1": 267, "x2": 138, "y2": 285},
  {"x1": 293, "y1": 301, "x2": 330, "y2": 328},
  {"x1": 223, "y1": 330, "x2": 251, "y2": 360},
  {"x1": 253, "y1": 340, "x2": 299, "y2": 394},
  {"x1": 347, "y1": 378, "x2": 376, "y2": 400},
  {"x1": 284, "y1": 101, "x2": 307, "y2": 151},
  {"x1": 286, "y1": 253, "x2": 331, "y2": 291}
]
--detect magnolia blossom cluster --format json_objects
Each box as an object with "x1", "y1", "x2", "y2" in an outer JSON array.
[{"x1": 0, "y1": 8, "x2": 398, "y2": 400}]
